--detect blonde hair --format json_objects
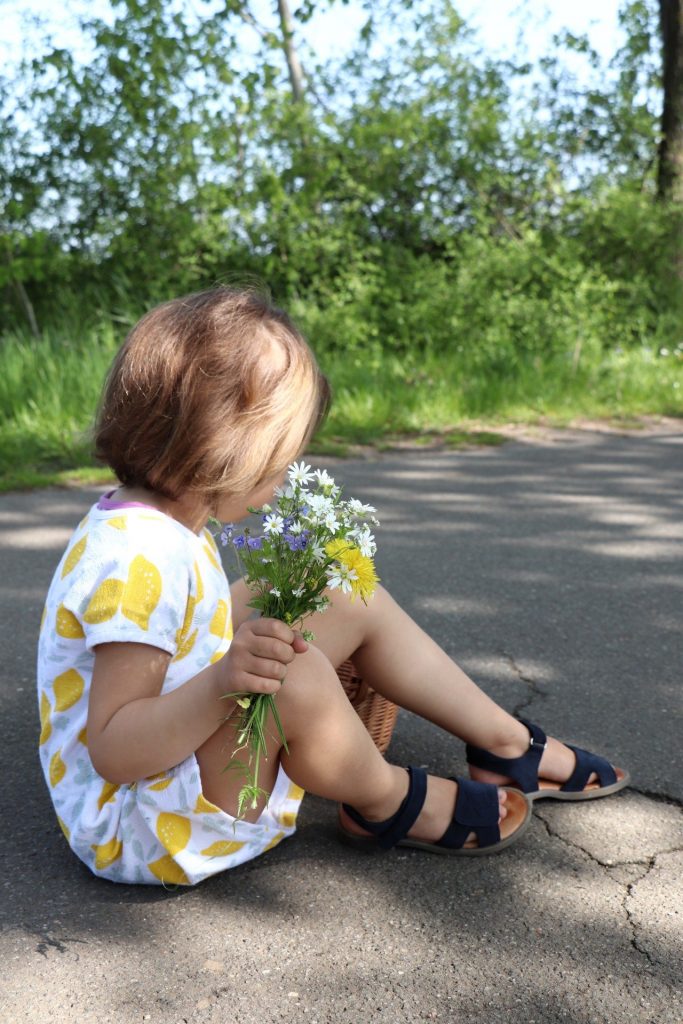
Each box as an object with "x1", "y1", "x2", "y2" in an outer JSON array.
[{"x1": 94, "y1": 287, "x2": 330, "y2": 503}]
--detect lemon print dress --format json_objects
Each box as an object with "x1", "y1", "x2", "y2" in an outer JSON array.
[{"x1": 37, "y1": 494, "x2": 304, "y2": 886}]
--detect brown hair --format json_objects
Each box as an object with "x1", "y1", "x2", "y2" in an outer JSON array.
[{"x1": 94, "y1": 287, "x2": 330, "y2": 503}]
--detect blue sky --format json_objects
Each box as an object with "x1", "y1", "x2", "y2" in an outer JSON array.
[{"x1": 2, "y1": 0, "x2": 625, "y2": 69}]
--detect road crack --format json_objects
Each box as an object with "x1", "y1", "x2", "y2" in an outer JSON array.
[
  {"x1": 535, "y1": 809, "x2": 683, "y2": 990},
  {"x1": 500, "y1": 651, "x2": 548, "y2": 718}
]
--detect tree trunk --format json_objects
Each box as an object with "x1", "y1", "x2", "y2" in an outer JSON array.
[
  {"x1": 14, "y1": 278, "x2": 40, "y2": 336},
  {"x1": 276, "y1": 0, "x2": 305, "y2": 103},
  {"x1": 658, "y1": 0, "x2": 683, "y2": 201}
]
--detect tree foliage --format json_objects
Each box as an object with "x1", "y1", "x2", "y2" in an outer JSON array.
[{"x1": 0, "y1": 0, "x2": 679, "y2": 366}]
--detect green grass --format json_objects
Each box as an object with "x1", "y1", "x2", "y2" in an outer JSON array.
[
  {"x1": 1, "y1": 324, "x2": 681, "y2": 492},
  {"x1": 314, "y1": 343, "x2": 683, "y2": 444}
]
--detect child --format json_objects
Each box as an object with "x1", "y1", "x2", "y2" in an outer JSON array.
[{"x1": 37, "y1": 287, "x2": 629, "y2": 886}]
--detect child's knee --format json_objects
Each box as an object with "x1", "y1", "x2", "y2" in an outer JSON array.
[{"x1": 277, "y1": 645, "x2": 342, "y2": 714}]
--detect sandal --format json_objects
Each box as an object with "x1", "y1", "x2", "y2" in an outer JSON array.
[
  {"x1": 338, "y1": 766, "x2": 531, "y2": 856},
  {"x1": 466, "y1": 718, "x2": 630, "y2": 802}
]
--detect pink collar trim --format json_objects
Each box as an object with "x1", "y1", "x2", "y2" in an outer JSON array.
[{"x1": 97, "y1": 490, "x2": 158, "y2": 511}]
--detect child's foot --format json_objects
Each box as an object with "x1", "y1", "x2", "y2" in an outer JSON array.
[
  {"x1": 467, "y1": 718, "x2": 629, "y2": 801},
  {"x1": 339, "y1": 767, "x2": 527, "y2": 851}
]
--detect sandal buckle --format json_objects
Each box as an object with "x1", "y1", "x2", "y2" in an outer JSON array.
[{"x1": 529, "y1": 736, "x2": 547, "y2": 753}]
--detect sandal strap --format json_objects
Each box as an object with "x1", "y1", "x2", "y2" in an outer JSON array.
[
  {"x1": 465, "y1": 718, "x2": 547, "y2": 794},
  {"x1": 341, "y1": 766, "x2": 427, "y2": 850},
  {"x1": 562, "y1": 744, "x2": 618, "y2": 792},
  {"x1": 437, "y1": 777, "x2": 501, "y2": 849}
]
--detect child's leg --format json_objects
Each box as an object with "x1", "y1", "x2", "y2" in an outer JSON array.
[
  {"x1": 195, "y1": 643, "x2": 518, "y2": 847},
  {"x1": 229, "y1": 579, "x2": 597, "y2": 788}
]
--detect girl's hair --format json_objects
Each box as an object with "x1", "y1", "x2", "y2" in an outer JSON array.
[{"x1": 94, "y1": 287, "x2": 330, "y2": 504}]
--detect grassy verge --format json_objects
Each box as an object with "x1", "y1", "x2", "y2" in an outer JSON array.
[{"x1": 1, "y1": 325, "x2": 681, "y2": 492}]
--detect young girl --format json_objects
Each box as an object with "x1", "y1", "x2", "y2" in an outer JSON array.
[{"x1": 37, "y1": 287, "x2": 629, "y2": 886}]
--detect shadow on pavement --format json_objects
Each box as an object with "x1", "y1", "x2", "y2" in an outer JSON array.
[{"x1": 1, "y1": 431, "x2": 681, "y2": 1023}]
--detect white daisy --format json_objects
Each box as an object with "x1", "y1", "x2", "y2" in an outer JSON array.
[
  {"x1": 347, "y1": 498, "x2": 377, "y2": 517},
  {"x1": 326, "y1": 564, "x2": 358, "y2": 594},
  {"x1": 323, "y1": 511, "x2": 340, "y2": 532},
  {"x1": 314, "y1": 468, "x2": 336, "y2": 488},
  {"x1": 351, "y1": 525, "x2": 376, "y2": 557},
  {"x1": 274, "y1": 483, "x2": 295, "y2": 500},
  {"x1": 303, "y1": 493, "x2": 334, "y2": 524},
  {"x1": 310, "y1": 542, "x2": 327, "y2": 563},
  {"x1": 288, "y1": 461, "x2": 314, "y2": 487},
  {"x1": 263, "y1": 514, "x2": 285, "y2": 535}
]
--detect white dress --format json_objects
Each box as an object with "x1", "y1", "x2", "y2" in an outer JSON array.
[{"x1": 37, "y1": 496, "x2": 304, "y2": 886}]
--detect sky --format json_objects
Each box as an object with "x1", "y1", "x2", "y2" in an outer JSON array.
[{"x1": 1, "y1": 0, "x2": 626, "y2": 71}]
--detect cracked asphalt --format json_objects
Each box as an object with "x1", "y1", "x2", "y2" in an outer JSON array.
[{"x1": 1, "y1": 425, "x2": 682, "y2": 1023}]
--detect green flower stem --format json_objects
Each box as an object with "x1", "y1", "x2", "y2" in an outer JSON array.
[{"x1": 222, "y1": 689, "x2": 290, "y2": 819}]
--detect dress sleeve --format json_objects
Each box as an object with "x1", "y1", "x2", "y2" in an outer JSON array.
[{"x1": 64, "y1": 520, "x2": 193, "y2": 656}]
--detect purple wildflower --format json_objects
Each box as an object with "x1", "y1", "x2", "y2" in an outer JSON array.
[
  {"x1": 219, "y1": 524, "x2": 235, "y2": 547},
  {"x1": 247, "y1": 536, "x2": 264, "y2": 550},
  {"x1": 233, "y1": 535, "x2": 246, "y2": 549},
  {"x1": 284, "y1": 533, "x2": 310, "y2": 552}
]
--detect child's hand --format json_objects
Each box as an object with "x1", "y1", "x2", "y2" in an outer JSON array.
[{"x1": 221, "y1": 617, "x2": 308, "y2": 695}]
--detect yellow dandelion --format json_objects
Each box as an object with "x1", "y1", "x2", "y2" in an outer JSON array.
[{"x1": 324, "y1": 541, "x2": 379, "y2": 602}]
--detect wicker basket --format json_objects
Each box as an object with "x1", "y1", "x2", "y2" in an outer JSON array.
[{"x1": 336, "y1": 659, "x2": 398, "y2": 755}]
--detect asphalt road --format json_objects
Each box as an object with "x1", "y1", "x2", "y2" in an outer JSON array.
[{"x1": 1, "y1": 425, "x2": 682, "y2": 1024}]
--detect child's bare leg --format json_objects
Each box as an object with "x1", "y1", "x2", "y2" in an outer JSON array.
[
  {"x1": 195, "y1": 644, "x2": 511, "y2": 844},
  {"x1": 229, "y1": 579, "x2": 585, "y2": 787}
]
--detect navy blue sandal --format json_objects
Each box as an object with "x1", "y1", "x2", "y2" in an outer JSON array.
[
  {"x1": 338, "y1": 766, "x2": 531, "y2": 856},
  {"x1": 466, "y1": 718, "x2": 630, "y2": 802}
]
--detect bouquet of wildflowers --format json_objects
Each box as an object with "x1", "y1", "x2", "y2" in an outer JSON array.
[{"x1": 217, "y1": 461, "x2": 380, "y2": 817}]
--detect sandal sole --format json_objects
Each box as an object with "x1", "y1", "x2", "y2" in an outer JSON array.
[
  {"x1": 337, "y1": 786, "x2": 533, "y2": 856},
  {"x1": 527, "y1": 769, "x2": 631, "y2": 802}
]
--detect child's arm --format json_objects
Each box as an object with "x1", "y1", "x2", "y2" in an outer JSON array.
[{"x1": 87, "y1": 618, "x2": 308, "y2": 784}]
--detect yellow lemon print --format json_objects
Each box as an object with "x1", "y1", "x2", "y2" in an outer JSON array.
[
  {"x1": 203, "y1": 528, "x2": 219, "y2": 552},
  {"x1": 91, "y1": 836, "x2": 123, "y2": 870},
  {"x1": 194, "y1": 561, "x2": 204, "y2": 602},
  {"x1": 287, "y1": 782, "x2": 305, "y2": 802},
  {"x1": 56, "y1": 604, "x2": 85, "y2": 639},
  {"x1": 156, "y1": 812, "x2": 191, "y2": 855},
  {"x1": 83, "y1": 577, "x2": 125, "y2": 624},
  {"x1": 53, "y1": 668, "x2": 85, "y2": 712},
  {"x1": 61, "y1": 534, "x2": 88, "y2": 578},
  {"x1": 209, "y1": 649, "x2": 226, "y2": 665},
  {"x1": 194, "y1": 792, "x2": 220, "y2": 814},
  {"x1": 39, "y1": 692, "x2": 52, "y2": 746},
  {"x1": 122, "y1": 555, "x2": 162, "y2": 630},
  {"x1": 200, "y1": 840, "x2": 245, "y2": 857},
  {"x1": 179, "y1": 595, "x2": 196, "y2": 638},
  {"x1": 209, "y1": 600, "x2": 228, "y2": 638},
  {"x1": 279, "y1": 811, "x2": 298, "y2": 828},
  {"x1": 97, "y1": 781, "x2": 120, "y2": 810},
  {"x1": 147, "y1": 776, "x2": 173, "y2": 792},
  {"x1": 202, "y1": 542, "x2": 221, "y2": 572},
  {"x1": 147, "y1": 854, "x2": 190, "y2": 886},
  {"x1": 49, "y1": 750, "x2": 67, "y2": 787},
  {"x1": 57, "y1": 816, "x2": 71, "y2": 843},
  {"x1": 106, "y1": 517, "x2": 128, "y2": 530},
  {"x1": 173, "y1": 595, "x2": 197, "y2": 661},
  {"x1": 173, "y1": 629, "x2": 198, "y2": 662},
  {"x1": 40, "y1": 606, "x2": 47, "y2": 634},
  {"x1": 263, "y1": 830, "x2": 286, "y2": 852},
  {"x1": 77, "y1": 726, "x2": 88, "y2": 747}
]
